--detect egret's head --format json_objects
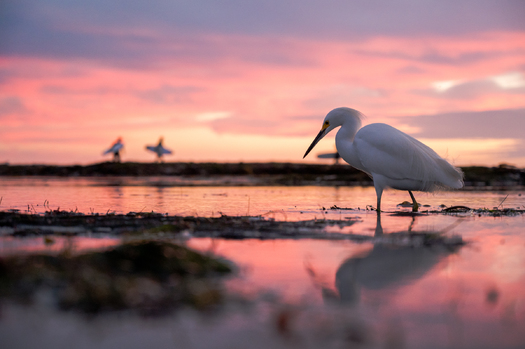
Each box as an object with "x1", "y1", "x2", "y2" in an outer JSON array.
[{"x1": 303, "y1": 107, "x2": 363, "y2": 159}]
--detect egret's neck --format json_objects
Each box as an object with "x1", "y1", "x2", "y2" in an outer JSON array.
[
  {"x1": 335, "y1": 118, "x2": 360, "y2": 146},
  {"x1": 335, "y1": 118, "x2": 366, "y2": 172}
]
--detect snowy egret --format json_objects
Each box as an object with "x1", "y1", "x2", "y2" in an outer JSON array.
[
  {"x1": 103, "y1": 137, "x2": 124, "y2": 162},
  {"x1": 304, "y1": 107, "x2": 463, "y2": 212},
  {"x1": 146, "y1": 137, "x2": 173, "y2": 161}
]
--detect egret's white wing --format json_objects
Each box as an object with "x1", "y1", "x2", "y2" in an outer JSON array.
[
  {"x1": 146, "y1": 146, "x2": 157, "y2": 153},
  {"x1": 355, "y1": 123, "x2": 462, "y2": 190}
]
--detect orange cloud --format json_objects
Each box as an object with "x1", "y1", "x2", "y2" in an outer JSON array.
[{"x1": 1, "y1": 31, "x2": 525, "y2": 165}]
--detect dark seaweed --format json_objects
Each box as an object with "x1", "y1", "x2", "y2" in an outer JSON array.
[{"x1": 0, "y1": 240, "x2": 232, "y2": 315}]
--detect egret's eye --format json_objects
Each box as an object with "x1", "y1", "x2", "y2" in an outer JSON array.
[{"x1": 324, "y1": 121, "x2": 329, "y2": 126}]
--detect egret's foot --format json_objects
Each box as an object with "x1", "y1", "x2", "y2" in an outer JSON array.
[{"x1": 408, "y1": 191, "x2": 419, "y2": 213}]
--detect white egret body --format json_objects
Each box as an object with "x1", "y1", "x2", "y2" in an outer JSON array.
[
  {"x1": 304, "y1": 107, "x2": 463, "y2": 212},
  {"x1": 146, "y1": 137, "x2": 172, "y2": 161},
  {"x1": 103, "y1": 137, "x2": 124, "y2": 162}
]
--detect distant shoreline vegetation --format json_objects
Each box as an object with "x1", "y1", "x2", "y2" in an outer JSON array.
[{"x1": 0, "y1": 162, "x2": 524, "y2": 189}]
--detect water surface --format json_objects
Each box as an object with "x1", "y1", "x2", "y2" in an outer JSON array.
[
  {"x1": 0, "y1": 177, "x2": 524, "y2": 349},
  {"x1": 1, "y1": 176, "x2": 523, "y2": 218}
]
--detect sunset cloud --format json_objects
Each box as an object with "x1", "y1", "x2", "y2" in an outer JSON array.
[
  {"x1": 196, "y1": 112, "x2": 233, "y2": 122},
  {"x1": 1, "y1": 1, "x2": 525, "y2": 165},
  {"x1": 403, "y1": 108, "x2": 525, "y2": 138}
]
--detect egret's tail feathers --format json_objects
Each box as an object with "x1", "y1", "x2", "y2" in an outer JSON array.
[
  {"x1": 434, "y1": 158, "x2": 464, "y2": 189},
  {"x1": 408, "y1": 143, "x2": 464, "y2": 192}
]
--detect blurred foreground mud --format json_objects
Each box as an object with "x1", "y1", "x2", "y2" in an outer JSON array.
[{"x1": 0, "y1": 240, "x2": 232, "y2": 315}]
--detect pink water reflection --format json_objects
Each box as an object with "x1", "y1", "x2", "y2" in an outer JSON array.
[
  {"x1": 1, "y1": 177, "x2": 524, "y2": 219},
  {"x1": 1, "y1": 178, "x2": 524, "y2": 347},
  {"x1": 188, "y1": 213, "x2": 525, "y2": 348},
  {"x1": 0, "y1": 235, "x2": 120, "y2": 256}
]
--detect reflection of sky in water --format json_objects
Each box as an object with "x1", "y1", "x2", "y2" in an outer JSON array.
[
  {"x1": 1, "y1": 177, "x2": 524, "y2": 218},
  {"x1": 187, "y1": 214, "x2": 525, "y2": 348},
  {"x1": 0, "y1": 178, "x2": 524, "y2": 348}
]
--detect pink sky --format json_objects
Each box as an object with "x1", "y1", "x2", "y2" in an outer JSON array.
[{"x1": 1, "y1": 1, "x2": 525, "y2": 166}]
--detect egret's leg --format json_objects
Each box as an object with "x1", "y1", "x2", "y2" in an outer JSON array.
[
  {"x1": 374, "y1": 185, "x2": 383, "y2": 213},
  {"x1": 408, "y1": 190, "x2": 419, "y2": 212}
]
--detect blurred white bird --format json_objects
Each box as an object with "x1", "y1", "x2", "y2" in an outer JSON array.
[
  {"x1": 304, "y1": 107, "x2": 463, "y2": 212},
  {"x1": 146, "y1": 137, "x2": 172, "y2": 162},
  {"x1": 103, "y1": 137, "x2": 124, "y2": 162}
]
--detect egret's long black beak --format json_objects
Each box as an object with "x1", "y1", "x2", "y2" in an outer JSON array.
[{"x1": 303, "y1": 127, "x2": 328, "y2": 158}]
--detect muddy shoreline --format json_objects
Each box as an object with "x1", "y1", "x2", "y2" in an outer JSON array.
[
  {"x1": 1, "y1": 205, "x2": 522, "y2": 240},
  {"x1": 1, "y1": 162, "x2": 524, "y2": 188}
]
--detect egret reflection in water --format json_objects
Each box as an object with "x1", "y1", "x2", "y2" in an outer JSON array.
[
  {"x1": 335, "y1": 215, "x2": 460, "y2": 304},
  {"x1": 306, "y1": 214, "x2": 461, "y2": 305}
]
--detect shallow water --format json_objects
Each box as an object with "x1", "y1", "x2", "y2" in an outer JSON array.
[
  {"x1": 1, "y1": 176, "x2": 523, "y2": 218},
  {"x1": 1, "y1": 177, "x2": 524, "y2": 348}
]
